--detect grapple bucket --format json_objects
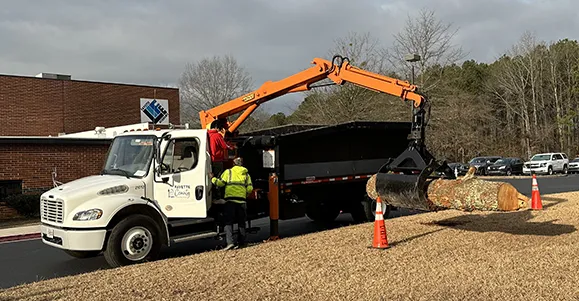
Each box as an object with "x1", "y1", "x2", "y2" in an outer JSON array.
[{"x1": 374, "y1": 148, "x2": 455, "y2": 211}]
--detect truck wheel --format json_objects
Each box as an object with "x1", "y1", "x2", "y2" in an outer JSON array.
[
  {"x1": 365, "y1": 196, "x2": 390, "y2": 221},
  {"x1": 63, "y1": 250, "x2": 101, "y2": 259},
  {"x1": 563, "y1": 165, "x2": 568, "y2": 174},
  {"x1": 548, "y1": 166, "x2": 553, "y2": 175},
  {"x1": 104, "y1": 214, "x2": 161, "y2": 268},
  {"x1": 351, "y1": 195, "x2": 391, "y2": 223},
  {"x1": 306, "y1": 201, "x2": 341, "y2": 223}
]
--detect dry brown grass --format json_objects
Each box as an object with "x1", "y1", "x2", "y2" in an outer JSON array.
[{"x1": 2, "y1": 192, "x2": 579, "y2": 301}]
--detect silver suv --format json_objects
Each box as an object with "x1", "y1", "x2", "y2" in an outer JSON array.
[{"x1": 523, "y1": 152, "x2": 569, "y2": 175}]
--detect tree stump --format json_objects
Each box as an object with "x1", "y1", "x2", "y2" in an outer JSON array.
[{"x1": 366, "y1": 167, "x2": 530, "y2": 212}]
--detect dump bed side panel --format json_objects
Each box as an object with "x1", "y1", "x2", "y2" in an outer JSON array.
[
  {"x1": 234, "y1": 121, "x2": 412, "y2": 221},
  {"x1": 278, "y1": 122, "x2": 411, "y2": 181},
  {"x1": 235, "y1": 121, "x2": 411, "y2": 185}
]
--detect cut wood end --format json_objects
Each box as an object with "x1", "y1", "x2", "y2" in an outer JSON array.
[
  {"x1": 366, "y1": 174, "x2": 378, "y2": 200},
  {"x1": 497, "y1": 184, "x2": 530, "y2": 211}
]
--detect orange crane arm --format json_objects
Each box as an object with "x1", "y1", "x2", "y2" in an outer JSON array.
[{"x1": 198, "y1": 55, "x2": 427, "y2": 133}]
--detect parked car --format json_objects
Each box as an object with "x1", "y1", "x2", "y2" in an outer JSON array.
[
  {"x1": 449, "y1": 162, "x2": 470, "y2": 176},
  {"x1": 468, "y1": 156, "x2": 502, "y2": 175},
  {"x1": 523, "y1": 152, "x2": 569, "y2": 175},
  {"x1": 486, "y1": 157, "x2": 524, "y2": 176},
  {"x1": 435, "y1": 162, "x2": 470, "y2": 177},
  {"x1": 568, "y1": 158, "x2": 579, "y2": 173}
]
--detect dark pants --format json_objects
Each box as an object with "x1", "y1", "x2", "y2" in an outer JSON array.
[
  {"x1": 211, "y1": 162, "x2": 226, "y2": 233},
  {"x1": 224, "y1": 201, "x2": 247, "y2": 246}
]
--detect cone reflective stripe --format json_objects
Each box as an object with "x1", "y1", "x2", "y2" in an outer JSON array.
[
  {"x1": 372, "y1": 197, "x2": 389, "y2": 249},
  {"x1": 531, "y1": 174, "x2": 543, "y2": 210},
  {"x1": 375, "y1": 200, "x2": 384, "y2": 221}
]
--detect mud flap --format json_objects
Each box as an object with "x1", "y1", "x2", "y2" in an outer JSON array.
[{"x1": 374, "y1": 148, "x2": 455, "y2": 211}]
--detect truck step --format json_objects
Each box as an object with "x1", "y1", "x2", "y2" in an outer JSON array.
[
  {"x1": 170, "y1": 231, "x2": 218, "y2": 244},
  {"x1": 168, "y1": 217, "x2": 215, "y2": 228}
]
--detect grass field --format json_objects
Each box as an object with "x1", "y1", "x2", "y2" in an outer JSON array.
[{"x1": 1, "y1": 192, "x2": 578, "y2": 301}]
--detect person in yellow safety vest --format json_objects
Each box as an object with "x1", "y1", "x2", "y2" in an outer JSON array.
[{"x1": 210, "y1": 157, "x2": 253, "y2": 250}]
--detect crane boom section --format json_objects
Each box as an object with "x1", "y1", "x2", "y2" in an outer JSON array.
[{"x1": 198, "y1": 56, "x2": 426, "y2": 132}]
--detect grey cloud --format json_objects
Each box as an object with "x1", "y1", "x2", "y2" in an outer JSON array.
[{"x1": 1, "y1": 0, "x2": 578, "y2": 115}]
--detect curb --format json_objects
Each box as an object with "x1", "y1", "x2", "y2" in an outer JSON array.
[{"x1": 0, "y1": 232, "x2": 41, "y2": 243}]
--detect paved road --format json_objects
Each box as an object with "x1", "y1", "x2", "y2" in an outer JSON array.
[
  {"x1": 487, "y1": 174, "x2": 579, "y2": 196},
  {"x1": 1, "y1": 174, "x2": 578, "y2": 290}
]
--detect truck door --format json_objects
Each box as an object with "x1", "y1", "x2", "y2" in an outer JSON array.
[{"x1": 153, "y1": 132, "x2": 210, "y2": 218}]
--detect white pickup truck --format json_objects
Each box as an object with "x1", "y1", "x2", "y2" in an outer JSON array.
[{"x1": 523, "y1": 152, "x2": 569, "y2": 175}]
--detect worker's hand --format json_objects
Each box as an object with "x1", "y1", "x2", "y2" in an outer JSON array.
[{"x1": 209, "y1": 172, "x2": 214, "y2": 179}]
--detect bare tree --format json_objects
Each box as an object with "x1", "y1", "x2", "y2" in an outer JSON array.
[
  {"x1": 385, "y1": 8, "x2": 467, "y2": 92},
  {"x1": 293, "y1": 32, "x2": 404, "y2": 124},
  {"x1": 329, "y1": 31, "x2": 386, "y2": 72},
  {"x1": 178, "y1": 55, "x2": 253, "y2": 127}
]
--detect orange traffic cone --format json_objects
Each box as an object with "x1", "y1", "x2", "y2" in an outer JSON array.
[
  {"x1": 372, "y1": 197, "x2": 389, "y2": 249},
  {"x1": 531, "y1": 174, "x2": 543, "y2": 210}
]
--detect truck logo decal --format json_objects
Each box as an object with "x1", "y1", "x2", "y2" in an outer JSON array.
[
  {"x1": 140, "y1": 98, "x2": 169, "y2": 124},
  {"x1": 168, "y1": 184, "x2": 191, "y2": 199},
  {"x1": 242, "y1": 93, "x2": 255, "y2": 102}
]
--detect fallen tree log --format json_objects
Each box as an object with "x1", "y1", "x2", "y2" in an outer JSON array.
[{"x1": 366, "y1": 167, "x2": 530, "y2": 212}]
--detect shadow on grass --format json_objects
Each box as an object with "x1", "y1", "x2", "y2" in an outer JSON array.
[{"x1": 423, "y1": 197, "x2": 576, "y2": 236}]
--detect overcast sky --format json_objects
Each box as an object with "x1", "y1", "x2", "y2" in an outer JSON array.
[{"x1": 1, "y1": 0, "x2": 578, "y2": 115}]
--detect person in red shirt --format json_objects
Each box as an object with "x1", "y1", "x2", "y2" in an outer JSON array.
[
  {"x1": 208, "y1": 119, "x2": 235, "y2": 239},
  {"x1": 208, "y1": 119, "x2": 234, "y2": 163}
]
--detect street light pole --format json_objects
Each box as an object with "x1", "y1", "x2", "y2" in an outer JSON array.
[
  {"x1": 405, "y1": 53, "x2": 421, "y2": 118},
  {"x1": 404, "y1": 53, "x2": 421, "y2": 85}
]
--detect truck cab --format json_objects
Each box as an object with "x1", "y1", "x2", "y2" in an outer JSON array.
[{"x1": 39, "y1": 128, "x2": 239, "y2": 267}]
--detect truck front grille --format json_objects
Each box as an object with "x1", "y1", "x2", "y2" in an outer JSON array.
[{"x1": 41, "y1": 198, "x2": 64, "y2": 223}]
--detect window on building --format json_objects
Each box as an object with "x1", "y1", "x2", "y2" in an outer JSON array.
[{"x1": 0, "y1": 180, "x2": 23, "y2": 200}]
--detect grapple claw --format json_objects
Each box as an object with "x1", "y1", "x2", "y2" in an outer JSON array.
[{"x1": 373, "y1": 148, "x2": 456, "y2": 211}]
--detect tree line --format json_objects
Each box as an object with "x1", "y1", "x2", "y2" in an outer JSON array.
[{"x1": 178, "y1": 8, "x2": 579, "y2": 163}]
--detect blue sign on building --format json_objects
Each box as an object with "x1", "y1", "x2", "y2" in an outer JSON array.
[{"x1": 140, "y1": 98, "x2": 169, "y2": 124}]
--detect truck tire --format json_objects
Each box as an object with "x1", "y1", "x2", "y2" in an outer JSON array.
[
  {"x1": 63, "y1": 250, "x2": 101, "y2": 259},
  {"x1": 104, "y1": 214, "x2": 162, "y2": 268},
  {"x1": 351, "y1": 195, "x2": 391, "y2": 223},
  {"x1": 306, "y1": 201, "x2": 341, "y2": 223}
]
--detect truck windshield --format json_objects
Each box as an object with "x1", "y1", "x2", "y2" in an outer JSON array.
[{"x1": 102, "y1": 135, "x2": 156, "y2": 178}]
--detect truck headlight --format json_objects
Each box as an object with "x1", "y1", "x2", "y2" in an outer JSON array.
[
  {"x1": 73, "y1": 209, "x2": 103, "y2": 221},
  {"x1": 499, "y1": 166, "x2": 506, "y2": 169},
  {"x1": 98, "y1": 185, "x2": 129, "y2": 195},
  {"x1": 540, "y1": 163, "x2": 546, "y2": 167}
]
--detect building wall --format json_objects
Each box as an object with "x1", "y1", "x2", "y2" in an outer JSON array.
[
  {"x1": 0, "y1": 74, "x2": 180, "y2": 136},
  {"x1": 0, "y1": 139, "x2": 112, "y2": 194}
]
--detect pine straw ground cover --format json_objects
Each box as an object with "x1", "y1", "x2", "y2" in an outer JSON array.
[{"x1": 2, "y1": 192, "x2": 579, "y2": 301}]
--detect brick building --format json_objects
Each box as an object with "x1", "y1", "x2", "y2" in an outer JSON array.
[
  {"x1": 0, "y1": 73, "x2": 180, "y2": 210},
  {"x1": 0, "y1": 73, "x2": 179, "y2": 136}
]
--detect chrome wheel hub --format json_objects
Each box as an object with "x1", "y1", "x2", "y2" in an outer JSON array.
[{"x1": 121, "y1": 226, "x2": 152, "y2": 261}]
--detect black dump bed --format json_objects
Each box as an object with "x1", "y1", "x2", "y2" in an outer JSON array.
[{"x1": 232, "y1": 121, "x2": 412, "y2": 187}]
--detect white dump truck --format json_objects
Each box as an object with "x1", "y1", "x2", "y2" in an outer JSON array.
[{"x1": 39, "y1": 54, "x2": 453, "y2": 268}]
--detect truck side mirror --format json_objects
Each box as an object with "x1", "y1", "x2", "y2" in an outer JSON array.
[{"x1": 154, "y1": 165, "x2": 162, "y2": 177}]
